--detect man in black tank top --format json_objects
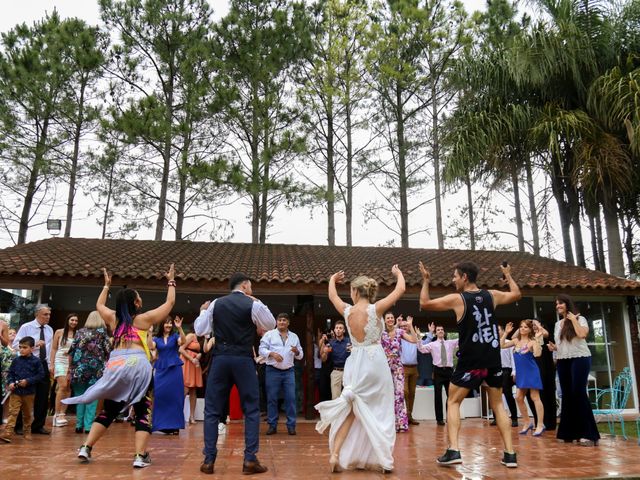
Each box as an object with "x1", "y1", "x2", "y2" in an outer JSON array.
[{"x1": 418, "y1": 261, "x2": 521, "y2": 469}]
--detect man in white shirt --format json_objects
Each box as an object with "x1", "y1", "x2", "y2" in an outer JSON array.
[
  {"x1": 194, "y1": 273, "x2": 276, "y2": 475},
  {"x1": 418, "y1": 324, "x2": 459, "y2": 426},
  {"x1": 12, "y1": 304, "x2": 53, "y2": 434},
  {"x1": 259, "y1": 313, "x2": 303, "y2": 435}
]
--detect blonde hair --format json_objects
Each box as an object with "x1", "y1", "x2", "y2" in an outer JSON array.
[
  {"x1": 84, "y1": 311, "x2": 106, "y2": 330},
  {"x1": 350, "y1": 276, "x2": 378, "y2": 303}
]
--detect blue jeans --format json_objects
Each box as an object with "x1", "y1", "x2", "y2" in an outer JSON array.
[
  {"x1": 203, "y1": 355, "x2": 259, "y2": 463},
  {"x1": 266, "y1": 366, "x2": 296, "y2": 429},
  {"x1": 73, "y1": 383, "x2": 99, "y2": 431}
]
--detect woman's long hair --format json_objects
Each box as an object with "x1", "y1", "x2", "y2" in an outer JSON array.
[
  {"x1": 61, "y1": 313, "x2": 79, "y2": 346},
  {"x1": 556, "y1": 294, "x2": 579, "y2": 343},
  {"x1": 114, "y1": 288, "x2": 139, "y2": 344}
]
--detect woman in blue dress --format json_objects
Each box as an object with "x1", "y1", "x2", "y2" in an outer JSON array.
[
  {"x1": 501, "y1": 320, "x2": 545, "y2": 436},
  {"x1": 151, "y1": 315, "x2": 186, "y2": 434}
]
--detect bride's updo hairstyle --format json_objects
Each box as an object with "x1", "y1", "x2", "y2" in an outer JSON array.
[{"x1": 351, "y1": 276, "x2": 378, "y2": 303}]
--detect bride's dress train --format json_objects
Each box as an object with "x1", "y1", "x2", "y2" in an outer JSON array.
[{"x1": 315, "y1": 304, "x2": 396, "y2": 471}]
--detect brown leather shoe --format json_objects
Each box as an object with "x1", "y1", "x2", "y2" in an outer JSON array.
[
  {"x1": 242, "y1": 459, "x2": 268, "y2": 475},
  {"x1": 200, "y1": 462, "x2": 214, "y2": 474},
  {"x1": 409, "y1": 418, "x2": 420, "y2": 426}
]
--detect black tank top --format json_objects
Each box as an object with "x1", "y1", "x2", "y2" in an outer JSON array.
[{"x1": 456, "y1": 290, "x2": 501, "y2": 371}]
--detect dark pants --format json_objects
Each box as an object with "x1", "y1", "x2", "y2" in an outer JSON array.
[
  {"x1": 317, "y1": 364, "x2": 332, "y2": 402},
  {"x1": 556, "y1": 357, "x2": 600, "y2": 442},
  {"x1": 433, "y1": 366, "x2": 452, "y2": 422},
  {"x1": 203, "y1": 355, "x2": 259, "y2": 463},
  {"x1": 526, "y1": 352, "x2": 557, "y2": 430},
  {"x1": 95, "y1": 380, "x2": 154, "y2": 433},
  {"x1": 266, "y1": 366, "x2": 296, "y2": 429},
  {"x1": 417, "y1": 352, "x2": 434, "y2": 386},
  {"x1": 16, "y1": 360, "x2": 50, "y2": 432},
  {"x1": 501, "y1": 367, "x2": 518, "y2": 421}
]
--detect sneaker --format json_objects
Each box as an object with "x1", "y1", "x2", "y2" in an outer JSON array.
[
  {"x1": 501, "y1": 451, "x2": 517, "y2": 468},
  {"x1": 133, "y1": 452, "x2": 152, "y2": 468},
  {"x1": 218, "y1": 423, "x2": 226, "y2": 435},
  {"x1": 78, "y1": 445, "x2": 92, "y2": 462},
  {"x1": 54, "y1": 414, "x2": 68, "y2": 426},
  {"x1": 437, "y1": 449, "x2": 462, "y2": 465}
]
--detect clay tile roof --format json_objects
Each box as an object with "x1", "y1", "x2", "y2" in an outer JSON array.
[{"x1": 0, "y1": 237, "x2": 638, "y2": 293}]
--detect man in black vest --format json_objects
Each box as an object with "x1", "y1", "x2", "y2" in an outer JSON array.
[
  {"x1": 194, "y1": 273, "x2": 276, "y2": 475},
  {"x1": 418, "y1": 261, "x2": 521, "y2": 469}
]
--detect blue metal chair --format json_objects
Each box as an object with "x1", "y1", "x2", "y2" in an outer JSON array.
[{"x1": 590, "y1": 367, "x2": 632, "y2": 440}]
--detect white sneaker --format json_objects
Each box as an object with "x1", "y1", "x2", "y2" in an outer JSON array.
[
  {"x1": 54, "y1": 414, "x2": 68, "y2": 427},
  {"x1": 218, "y1": 423, "x2": 226, "y2": 434},
  {"x1": 78, "y1": 445, "x2": 92, "y2": 462},
  {"x1": 133, "y1": 453, "x2": 152, "y2": 468}
]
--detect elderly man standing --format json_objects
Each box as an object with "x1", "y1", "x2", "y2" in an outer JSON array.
[
  {"x1": 12, "y1": 304, "x2": 53, "y2": 434},
  {"x1": 259, "y1": 313, "x2": 303, "y2": 436},
  {"x1": 195, "y1": 273, "x2": 276, "y2": 475}
]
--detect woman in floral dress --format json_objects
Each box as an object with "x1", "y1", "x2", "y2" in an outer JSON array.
[
  {"x1": 68, "y1": 311, "x2": 112, "y2": 433},
  {"x1": 380, "y1": 312, "x2": 417, "y2": 432}
]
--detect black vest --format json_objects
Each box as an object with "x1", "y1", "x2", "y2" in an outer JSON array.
[
  {"x1": 456, "y1": 290, "x2": 501, "y2": 371},
  {"x1": 211, "y1": 291, "x2": 256, "y2": 357}
]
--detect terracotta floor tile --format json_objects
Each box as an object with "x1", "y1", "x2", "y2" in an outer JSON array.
[{"x1": 0, "y1": 418, "x2": 637, "y2": 478}]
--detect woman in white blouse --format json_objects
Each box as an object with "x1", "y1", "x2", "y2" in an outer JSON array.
[{"x1": 549, "y1": 294, "x2": 599, "y2": 446}]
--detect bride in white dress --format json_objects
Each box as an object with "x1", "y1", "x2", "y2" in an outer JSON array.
[{"x1": 315, "y1": 265, "x2": 405, "y2": 473}]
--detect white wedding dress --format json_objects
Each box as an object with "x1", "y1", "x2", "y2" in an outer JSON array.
[{"x1": 315, "y1": 304, "x2": 396, "y2": 471}]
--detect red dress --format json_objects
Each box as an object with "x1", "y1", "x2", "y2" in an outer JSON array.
[{"x1": 182, "y1": 340, "x2": 203, "y2": 388}]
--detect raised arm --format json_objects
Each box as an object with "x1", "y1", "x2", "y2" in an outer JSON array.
[
  {"x1": 136, "y1": 264, "x2": 176, "y2": 328},
  {"x1": 174, "y1": 315, "x2": 186, "y2": 345},
  {"x1": 490, "y1": 263, "x2": 522, "y2": 307},
  {"x1": 96, "y1": 268, "x2": 116, "y2": 331},
  {"x1": 328, "y1": 271, "x2": 348, "y2": 315},
  {"x1": 567, "y1": 312, "x2": 589, "y2": 339},
  {"x1": 375, "y1": 265, "x2": 406, "y2": 318},
  {"x1": 418, "y1": 261, "x2": 463, "y2": 315},
  {"x1": 401, "y1": 315, "x2": 418, "y2": 343},
  {"x1": 500, "y1": 322, "x2": 516, "y2": 348}
]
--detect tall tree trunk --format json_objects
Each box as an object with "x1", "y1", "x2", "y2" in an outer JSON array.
[
  {"x1": 396, "y1": 86, "x2": 408, "y2": 248},
  {"x1": 620, "y1": 210, "x2": 635, "y2": 276},
  {"x1": 64, "y1": 81, "x2": 86, "y2": 238},
  {"x1": 432, "y1": 82, "x2": 444, "y2": 249},
  {"x1": 18, "y1": 117, "x2": 50, "y2": 245},
  {"x1": 155, "y1": 76, "x2": 174, "y2": 241},
  {"x1": 345, "y1": 99, "x2": 353, "y2": 247},
  {"x1": 176, "y1": 127, "x2": 191, "y2": 241},
  {"x1": 567, "y1": 184, "x2": 586, "y2": 267},
  {"x1": 588, "y1": 209, "x2": 601, "y2": 271},
  {"x1": 251, "y1": 89, "x2": 261, "y2": 244},
  {"x1": 595, "y1": 204, "x2": 606, "y2": 272},
  {"x1": 524, "y1": 156, "x2": 540, "y2": 255},
  {"x1": 326, "y1": 103, "x2": 335, "y2": 246},
  {"x1": 602, "y1": 195, "x2": 625, "y2": 276},
  {"x1": 102, "y1": 162, "x2": 115, "y2": 239},
  {"x1": 259, "y1": 126, "x2": 270, "y2": 244},
  {"x1": 466, "y1": 174, "x2": 475, "y2": 250},
  {"x1": 511, "y1": 160, "x2": 525, "y2": 252},
  {"x1": 550, "y1": 159, "x2": 574, "y2": 265}
]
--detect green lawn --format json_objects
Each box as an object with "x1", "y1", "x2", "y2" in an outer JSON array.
[{"x1": 596, "y1": 420, "x2": 639, "y2": 439}]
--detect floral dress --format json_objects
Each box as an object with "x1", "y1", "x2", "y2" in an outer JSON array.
[
  {"x1": 0, "y1": 345, "x2": 16, "y2": 398},
  {"x1": 68, "y1": 327, "x2": 112, "y2": 388},
  {"x1": 381, "y1": 328, "x2": 408, "y2": 432}
]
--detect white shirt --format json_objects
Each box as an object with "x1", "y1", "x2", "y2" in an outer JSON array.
[
  {"x1": 13, "y1": 319, "x2": 53, "y2": 365},
  {"x1": 554, "y1": 316, "x2": 592, "y2": 359},
  {"x1": 500, "y1": 346, "x2": 515, "y2": 372},
  {"x1": 194, "y1": 290, "x2": 276, "y2": 337},
  {"x1": 259, "y1": 328, "x2": 303, "y2": 370}
]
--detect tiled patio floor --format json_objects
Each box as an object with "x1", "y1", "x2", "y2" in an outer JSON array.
[{"x1": 2, "y1": 417, "x2": 638, "y2": 479}]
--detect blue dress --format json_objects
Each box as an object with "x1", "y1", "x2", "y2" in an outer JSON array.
[
  {"x1": 152, "y1": 333, "x2": 185, "y2": 431},
  {"x1": 513, "y1": 344, "x2": 543, "y2": 390}
]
